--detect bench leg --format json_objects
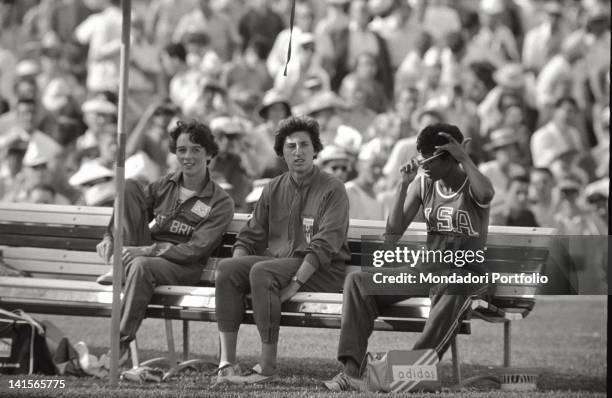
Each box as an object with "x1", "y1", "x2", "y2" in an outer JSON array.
[
  {"x1": 451, "y1": 337, "x2": 461, "y2": 384},
  {"x1": 182, "y1": 320, "x2": 189, "y2": 361},
  {"x1": 503, "y1": 321, "x2": 511, "y2": 367},
  {"x1": 129, "y1": 340, "x2": 139, "y2": 369}
]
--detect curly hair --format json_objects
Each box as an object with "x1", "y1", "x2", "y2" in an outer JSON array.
[
  {"x1": 273, "y1": 116, "x2": 323, "y2": 157},
  {"x1": 168, "y1": 120, "x2": 219, "y2": 158},
  {"x1": 416, "y1": 123, "x2": 464, "y2": 159}
]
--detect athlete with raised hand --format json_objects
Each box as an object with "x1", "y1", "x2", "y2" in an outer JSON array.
[{"x1": 324, "y1": 123, "x2": 495, "y2": 391}]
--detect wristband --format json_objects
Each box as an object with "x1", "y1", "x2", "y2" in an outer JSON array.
[{"x1": 292, "y1": 276, "x2": 304, "y2": 287}]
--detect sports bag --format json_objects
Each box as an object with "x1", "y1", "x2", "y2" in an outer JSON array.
[
  {"x1": 363, "y1": 349, "x2": 441, "y2": 393},
  {"x1": 0, "y1": 308, "x2": 55, "y2": 375}
]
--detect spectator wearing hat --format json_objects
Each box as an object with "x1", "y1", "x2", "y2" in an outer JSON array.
[
  {"x1": 491, "y1": 173, "x2": 539, "y2": 227},
  {"x1": 548, "y1": 147, "x2": 590, "y2": 188},
  {"x1": 4, "y1": 131, "x2": 78, "y2": 205},
  {"x1": 584, "y1": 178, "x2": 609, "y2": 226},
  {"x1": 273, "y1": 32, "x2": 331, "y2": 106},
  {"x1": 317, "y1": 145, "x2": 352, "y2": 183},
  {"x1": 68, "y1": 160, "x2": 116, "y2": 207},
  {"x1": 467, "y1": 0, "x2": 520, "y2": 67},
  {"x1": 76, "y1": 95, "x2": 117, "y2": 161},
  {"x1": 293, "y1": 90, "x2": 347, "y2": 146},
  {"x1": 208, "y1": 116, "x2": 255, "y2": 211},
  {"x1": 531, "y1": 96, "x2": 590, "y2": 171},
  {"x1": 478, "y1": 63, "x2": 538, "y2": 137},
  {"x1": 522, "y1": 2, "x2": 570, "y2": 74},
  {"x1": 553, "y1": 177, "x2": 606, "y2": 235},
  {"x1": 535, "y1": 33, "x2": 587, "y2": 112},
  {"x1": 479, "y1": 127, "x2": 528, "y2": 220},
  {"x1": 173, "y1": 0, "x2": 240, "y2": 62},
  {"x1": 0, "y1": 138, "x2": 27, "y2": 200},
  {"x1": 345, "y1": 139, "x2": 386, "y2": 220},
  {"x1": 529, "y1": 167, "x2": 559, "y2": 228}
]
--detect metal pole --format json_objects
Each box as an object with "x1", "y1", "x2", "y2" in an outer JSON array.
[{"x1": 110, "y1": 0, "x2": 131, "y2": 388}]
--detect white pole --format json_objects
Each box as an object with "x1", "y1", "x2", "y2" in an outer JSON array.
[{"x1": 110, "y1": 0, "x2": 131, "y2": 388}]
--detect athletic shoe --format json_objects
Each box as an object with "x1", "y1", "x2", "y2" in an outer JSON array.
[
  {"x1": 214, "y1": 363, "x2": 243, "y2": 385},
  {"x1": 223, "y1": 364, "x2": 279, "y2": 384},
  {"x1": 323, "y1": 372, "x2": 366, "y2": 391}
]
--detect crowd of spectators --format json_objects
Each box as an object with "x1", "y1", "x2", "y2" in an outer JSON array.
[{"x1": 0, "y1": 0, "x2": 608, "y2": 235}]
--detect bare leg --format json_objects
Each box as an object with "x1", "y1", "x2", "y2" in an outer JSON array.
[{"x1": 218, "y1": 331, "x2": 238, "y2": 367}]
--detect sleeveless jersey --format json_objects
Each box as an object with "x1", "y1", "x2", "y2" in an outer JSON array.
[{"x1": 419, "y1": 175, "x2": 490, "y2": 253}]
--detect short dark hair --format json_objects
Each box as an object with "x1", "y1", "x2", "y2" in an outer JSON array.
[
  {"x1": 554, "y1": 96, "x2": 578, "y2": 109},
  {"x1": 416, "y1": 123, "x2": 464, "y2": 157},
  {"x1": 531, "y1": 167, "x2": 553, "y2": 178},
  {"x1": 164, "y1": 42, "x2": 187, "y2": 62},
  {"x1": 273, "y1": 116, "x2": 323, "y2": 157},
  {"x1": 168, "y1": 120, "x2": 219, "y2": 158}
]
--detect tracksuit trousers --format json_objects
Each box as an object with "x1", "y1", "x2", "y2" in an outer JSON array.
[
  {"x1": 337, "y1": 267, "x2": 490, "y2": 368},
  {"x1": 116, "y1": 180, "x2": 202, "y2": 345},
  {"x1": 215, "y1": 256, "x2": 341, "y2": 344}
]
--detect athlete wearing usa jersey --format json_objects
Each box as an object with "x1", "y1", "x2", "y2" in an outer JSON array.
[{"x1": 325, "y1": 123, "x2": 495, "y2": 392}]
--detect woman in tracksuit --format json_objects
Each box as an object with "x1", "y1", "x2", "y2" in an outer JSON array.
[{"x1": 96, "y1": 120, "x2": 234, "y2": 364}]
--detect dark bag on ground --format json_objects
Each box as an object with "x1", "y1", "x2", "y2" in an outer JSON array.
[
  {"x1": 0, "y1": 308, "x2": 55, "y2": 375},
  {"x1": 0, "y1": 309, "x2": 85, "y2": 376}
]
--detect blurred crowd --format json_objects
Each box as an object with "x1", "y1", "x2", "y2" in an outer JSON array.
[{"x1": 0, "y1": 0, "x2": 609, "y2": 235}]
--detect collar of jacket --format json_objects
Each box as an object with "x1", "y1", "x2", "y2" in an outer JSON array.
[
  {"x1": 169, "y1": 168, "x2": 215, "y2": 199},
  {"x1": 289, "y1": 165, "x2": 319, "y2": 189}
]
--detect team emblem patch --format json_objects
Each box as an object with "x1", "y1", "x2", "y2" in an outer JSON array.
[
  {"x1": 303, "y1": 217, "x2": 314, "y2": 244},
  {"x1": 191, "y1": 201, "x2": 211, "y2": 218}
]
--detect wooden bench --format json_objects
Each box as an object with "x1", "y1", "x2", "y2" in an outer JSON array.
[{"x1": 0, "y1": 202, "x2": 555, "y2": 382}]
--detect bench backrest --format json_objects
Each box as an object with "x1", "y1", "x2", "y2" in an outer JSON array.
[{"x1": 0, "y1": 203, "x2": 554, "y2": 302}]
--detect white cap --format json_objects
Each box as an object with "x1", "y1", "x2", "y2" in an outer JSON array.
[
  {"x1": 83, "y1": 181, "x2": 116, "y2": 206},
  {"x1": 69, "y1": 161, "x2": 114, "y2": 186},
  {"x1": 23, "y1": 132, "x2": 63, "y2": 167},
  {"x1": 358, "y1": 138, "x2": 385, "y2": 162},
  {"x1": 480, "y1": 0, "x2": 505, "y2": 14},
  {"x1": 125, "y1": 152, "x2": 161, "y2": 183},
  {"x1": 334, "y1": 125, "x2": 362, "y2": 155},
  {"x1": 16, "y1": 59, "x2": 41, "y2": 77},
  {"x1": 81, "y1": 97, "x2": 117, "y2": 115},
  {"x1": 245, "y1": 178, "x2": 271, "y2": 204},
  {"x1": 423, "y1": 47, "x2": 442, "y2": 67}
]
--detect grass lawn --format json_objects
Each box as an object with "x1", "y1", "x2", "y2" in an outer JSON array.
[{"x1": 0, "y1": 296, "x2": 606, "y2": 397}]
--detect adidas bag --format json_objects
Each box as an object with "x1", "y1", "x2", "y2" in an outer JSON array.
[{"x1": 363, "y1": 349, "x2": 441, "y2": 393}]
